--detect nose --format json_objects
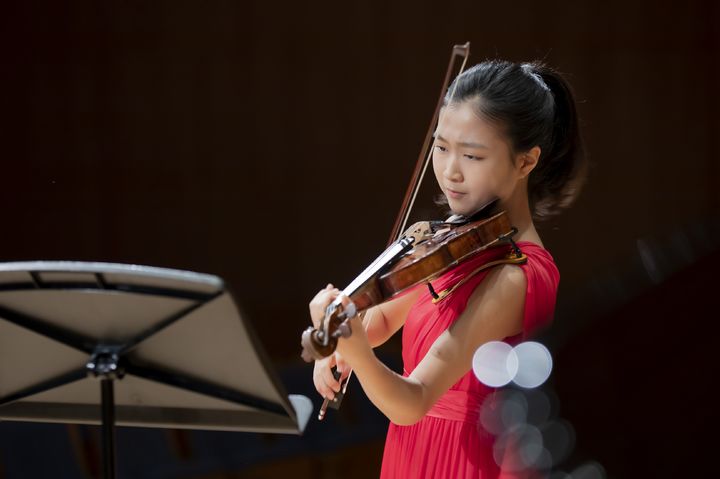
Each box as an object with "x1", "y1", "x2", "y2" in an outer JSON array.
[{"x1": 443, "y1": 153, "x2": 463, "y2": 183}]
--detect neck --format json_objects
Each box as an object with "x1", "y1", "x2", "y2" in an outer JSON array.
[{"x1": 498, "y1": 181, "x2": 542, "y2": 247}]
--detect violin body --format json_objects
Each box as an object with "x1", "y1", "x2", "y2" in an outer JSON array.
[
  {"x1": 300, "y1": 209, "x2": 517, "y2": 362},
  {"x1": 380, "y1": 211, "x2": 511, "y2": 296}
]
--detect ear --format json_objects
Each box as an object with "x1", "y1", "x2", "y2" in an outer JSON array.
[{"x1": 516, "y1": 146, "x2": 541, "y2": 178}]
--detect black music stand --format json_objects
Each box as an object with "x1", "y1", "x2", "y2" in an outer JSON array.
[{"x1": 0, "y1": 261, "x2": 312, "y2": 479}]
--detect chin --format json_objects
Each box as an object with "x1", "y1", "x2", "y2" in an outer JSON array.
[
  {"x1": 448, "y1": 198, "x2": 496, "y2": 218},
  {"x1": 448, "y1": 204, "x2": 474, "y2": 217}
]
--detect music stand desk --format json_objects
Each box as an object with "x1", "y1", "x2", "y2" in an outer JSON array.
[{"x1": 0, "y1": 261, "x2": 312, "y2": 478}]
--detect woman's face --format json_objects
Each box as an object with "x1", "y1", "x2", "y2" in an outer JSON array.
[{"x1": 432, "y1": 101, "x2": 521, "y2": 216}]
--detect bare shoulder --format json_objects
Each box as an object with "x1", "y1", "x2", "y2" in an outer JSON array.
[
  {"x1": 451, "y1": 264, "x2": 527, "y2": 340},
  {"x1": 475, "y1": 263, "x2": 527, "y2": 299}
]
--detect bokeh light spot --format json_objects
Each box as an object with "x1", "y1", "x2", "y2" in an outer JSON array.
[
  {"x1": 493, "y1": 423, "x2": 544, "y2": 472},
  {"x1": 571, "y1": 461, "x2": 607, "y2": 479},
  {"x1": 472, "y1": 341, "x2": 518, "y2": 387},
  {"x1": 500, "y1": 390, "x2": 528, "y2": 429},
  {"x1": 512, "y1": 341, "x2": 553, "y2": 389},
  {"x1": 524, "y1": 388, "x2": 553, "y2": 425},
  {"x1": 541, "y1": 419, "x2": 576, "y2": 467}
]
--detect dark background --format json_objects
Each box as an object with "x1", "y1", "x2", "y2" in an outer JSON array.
[{"x1": 0, "y1": 0, "x2": 718, "y2": 478}]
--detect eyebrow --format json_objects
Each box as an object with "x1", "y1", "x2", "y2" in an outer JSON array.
[{"x1": 433, "y1": 132, "x2": 489, "y2": 149}]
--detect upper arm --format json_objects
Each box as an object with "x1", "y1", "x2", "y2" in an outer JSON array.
[{"x1": 407, "y1": 264, "x2": 527, "y2": 416}]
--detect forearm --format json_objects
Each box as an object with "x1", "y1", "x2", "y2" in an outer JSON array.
[
  {"x1": 363, "y1": 307, "x2": 392, "y2": 349},
  {"x1": 348, "y1": 347, "x2": 429, "y2": 425}
]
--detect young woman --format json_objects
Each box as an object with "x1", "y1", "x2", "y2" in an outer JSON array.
[{"x1": 309, "y1": 60, "x2": 586, "y2": 478}]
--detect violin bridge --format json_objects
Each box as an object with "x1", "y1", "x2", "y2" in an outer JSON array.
[{"x1": 401, "y1": 221, "x2": 436, "y2": 244}]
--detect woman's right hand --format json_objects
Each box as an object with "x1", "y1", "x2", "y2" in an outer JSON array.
[{"x1": 313, "y1": 352, "x2": 350, "y2": 401}]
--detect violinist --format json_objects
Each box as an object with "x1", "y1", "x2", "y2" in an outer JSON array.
[{"x1": 308, "y1": 59, "x2": 587, "y2": 478}]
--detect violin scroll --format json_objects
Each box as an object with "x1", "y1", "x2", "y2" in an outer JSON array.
[{"x1": 301, "y1": 300, "x2": 356, "y2": 362}]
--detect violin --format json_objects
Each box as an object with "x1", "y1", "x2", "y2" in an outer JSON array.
[
  {"x1": 300, "y1": 203, "x2": 523, "y2": 362},
  {"x1": 300, "y1": 42, "x2": 526, "y2": 419}
]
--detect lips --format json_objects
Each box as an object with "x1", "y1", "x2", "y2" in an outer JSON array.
[{"x1": 446, "y1": 188, "x2": 466, "y2": 199}]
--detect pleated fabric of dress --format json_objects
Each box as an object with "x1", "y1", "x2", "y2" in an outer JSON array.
[{"x1": 379, "y1": 241, "x2": 560, "y2": 479}]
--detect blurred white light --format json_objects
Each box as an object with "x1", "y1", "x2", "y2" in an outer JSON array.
[
  {"x1": 541, "y1": 419, "x2": 576, "y2": 467},
  {"x1": 530, "y1": 447, "x2": 553, "y2": 471},
  {"x1": 479, "y1": 394, "x2": 505, "y2": 435},
  {"x1": 493, "y1": 423, "x2": 544, "y2": 472},
  {"x1": 571, "y1": 461, "x2": 607, "y2": 479},
  {"x1": 516, "y1": 425, "x2": 544, "y2": 468},
  {"x1": 524, "y1": 388, "x2": 553, "y2": 425},
  {"x1": 512, "y1": 341, "x2": 553, "y2": 389},
  {"x1": 473, "y1": 341, "x2": 519, "y2": 387},
  {"x1": 500, "y1": 390, "x2": 528, "y2": 429}
]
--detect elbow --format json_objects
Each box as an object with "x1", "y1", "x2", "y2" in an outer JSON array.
[
  {"x1": 387, "y1": 401, "x2": 430, "y2": 426},
  {"x1": 391, "y1": 415, "x2": 423, "y2": 427},
  {"x1": 386, "y1": 378, "x2": 434, "y2": 426}
]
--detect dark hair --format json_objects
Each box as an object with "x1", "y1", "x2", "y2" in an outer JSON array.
[{"x1": 443, "y1": 60, "x2": 587, "y2": 221}]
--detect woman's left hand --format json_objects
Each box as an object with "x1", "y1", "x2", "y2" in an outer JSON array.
[
  {"x1": 308, "y1": 283, "x2": 340, "y2": 329},
  {"x1": 308, "y1": 284, "x2": 373, "y2": 366}
]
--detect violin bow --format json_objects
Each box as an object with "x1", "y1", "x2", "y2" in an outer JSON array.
[
  {"x1": 388, "y1": 42, "x2": 471, "y2": 244},
  {"x1": 318, "y1": 42, "x2": 472, "y2": 421}
]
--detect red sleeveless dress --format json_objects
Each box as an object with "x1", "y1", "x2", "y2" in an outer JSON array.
[{"x1": 379, "y1": 241, "x2": 560, "y2": 479}]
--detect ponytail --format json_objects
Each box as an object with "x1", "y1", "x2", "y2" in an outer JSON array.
[{"x1": 531, "y1": 64, "x2": 588, "y2": 220}]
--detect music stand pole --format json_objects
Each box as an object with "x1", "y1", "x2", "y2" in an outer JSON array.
[
  {"x1": 101, "y1": 379, "x2": 116, "y2": 479},
  {"x1": 87, "y1": 346, "x2": 124, "y2": 479}
]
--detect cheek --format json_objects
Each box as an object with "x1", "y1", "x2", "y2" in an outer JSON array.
[
  {"x1": 489, "y1": 162, "x2": 518, "y2": 195},
  {"x1": 467, "y1": 160, "x2": 512, "y2": 191},
  {"x1": 466, "y1": 161, "x2": 494, "y2": 187},
  {"x1": 432, "y1": 155, "x2": 443, "y2": 182}
]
